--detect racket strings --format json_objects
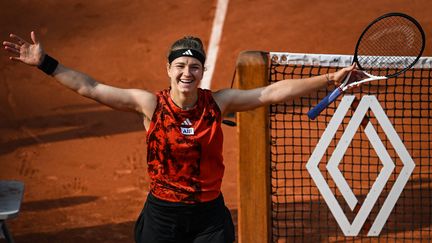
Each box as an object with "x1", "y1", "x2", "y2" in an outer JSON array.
[
  {"x1": 359, "y1": 17, "x2": 423, "y2": 56},
  {"x1": 356, "y1": 15, "x2": 424, "y2": 75}
]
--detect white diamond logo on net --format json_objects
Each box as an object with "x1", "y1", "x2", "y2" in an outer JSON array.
[{"x1": 306, "y1": 95, "x2": 415, "y2": 236}]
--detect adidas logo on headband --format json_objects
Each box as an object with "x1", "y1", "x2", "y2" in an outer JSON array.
[
  {"x1": 168, "y1": 48, "x2": 206, "y2": 65},
  {"x1": 182, "y1": 50, "x2": 194, "y2": 56}
]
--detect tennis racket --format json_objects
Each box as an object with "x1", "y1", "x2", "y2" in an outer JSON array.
[{"x1": 307, "y1": 12, "x2": 425, "y2": 120}]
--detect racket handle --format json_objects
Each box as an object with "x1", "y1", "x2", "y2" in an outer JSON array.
[{"x1": 307, "y1": 88, "x2": 343, "y2": 120}]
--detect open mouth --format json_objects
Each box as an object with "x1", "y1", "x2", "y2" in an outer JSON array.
[{"x1": 179, "y1": 79, "x2": 193, "y2": 84}]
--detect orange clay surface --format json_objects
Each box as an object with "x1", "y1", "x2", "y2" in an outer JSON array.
[{"x1": 1, "y1": 1, "x2": 431, "y2": 242}]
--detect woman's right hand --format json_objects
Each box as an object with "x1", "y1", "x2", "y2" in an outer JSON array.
[{"x1": 2, "y1": 31, "x2": 45, "y2": 66}]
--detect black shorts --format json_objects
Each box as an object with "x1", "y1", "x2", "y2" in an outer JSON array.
[{"x1": 134, "y1": 192, "x2": 235, "y2": 243}]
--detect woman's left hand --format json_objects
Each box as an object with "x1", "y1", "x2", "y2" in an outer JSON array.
[{"x1": 332, "y1": 64, "x2": 368, "y2": 88}]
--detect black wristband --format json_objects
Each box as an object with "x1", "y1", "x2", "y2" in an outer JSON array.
[{"x1": 37, "y1": 54, "x2": 59, "y2": 75}]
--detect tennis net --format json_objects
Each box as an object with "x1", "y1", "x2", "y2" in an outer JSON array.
[{"x1": 266, "y1": 52, "x2": 432, "y2": 242}]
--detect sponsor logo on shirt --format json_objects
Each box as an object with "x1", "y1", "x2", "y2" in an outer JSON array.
[
  {"x1": 181, "y1": 118, "x2": 192, "y2": 126},
  {"x1": 181, "y1": 127, "x2": 194, "y2": 135},
  {"x1": 181, "y1": 118, "x2": 194, "y2": 135}
]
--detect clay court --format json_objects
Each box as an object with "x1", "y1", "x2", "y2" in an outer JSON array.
[{"x1": 1, "y1": 1, "x2": 431, "y2": 242}]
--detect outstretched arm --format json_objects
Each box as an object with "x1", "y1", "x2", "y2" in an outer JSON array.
[
  {"x1": 214, "y1": 64, "x2": 363, "y2": 115},
  {"x1": 3, "y1": 31, "x2": 156, "y2": 119}
]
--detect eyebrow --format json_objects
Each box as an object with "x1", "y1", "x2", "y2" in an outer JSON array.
[{"x1": 173, "y1": 62, "x2": 202, "y2": 67}]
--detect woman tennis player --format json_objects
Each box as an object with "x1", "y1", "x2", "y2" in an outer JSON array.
[{"x1": 3, "y1": 31, "x2": 362, "y2": 243}]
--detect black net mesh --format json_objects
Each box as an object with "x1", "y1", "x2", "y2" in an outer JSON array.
[{"x1": 268, "y1": 53, "x2": 431, "y2": 242}]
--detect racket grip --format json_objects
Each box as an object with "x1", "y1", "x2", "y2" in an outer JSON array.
[{"x1": 307, "y1": 88, "x2": 343, "y2": 120}]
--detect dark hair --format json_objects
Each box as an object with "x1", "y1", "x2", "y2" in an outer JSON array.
[{"x1": 167, "y1": 36, "x2": 206, "y2": 59}]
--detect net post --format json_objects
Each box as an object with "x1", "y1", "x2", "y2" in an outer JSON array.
[{"x1": 235, "y1": 51, "x2": 271, "y2": 243}]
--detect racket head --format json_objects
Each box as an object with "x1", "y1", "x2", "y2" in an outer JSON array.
[{"x1": 353, "y1": 12, "x2": 425, "y2": 78}]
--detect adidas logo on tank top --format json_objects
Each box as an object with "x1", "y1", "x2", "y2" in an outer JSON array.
[{"x1": 181, "y1": 118, "x2": 194, "y2": 135}]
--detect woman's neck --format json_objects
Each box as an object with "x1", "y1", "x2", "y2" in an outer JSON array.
[{"x1": 170, "y1": 89, "x2": 198, "y2": 110}]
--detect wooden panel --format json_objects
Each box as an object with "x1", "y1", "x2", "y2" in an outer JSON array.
[{"x1": 235, "y1": 51, "x2": 270, "y2": 243}]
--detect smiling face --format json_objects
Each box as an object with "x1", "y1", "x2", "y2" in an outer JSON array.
[{"x1": 167, "y1": 56, "x2": 204, "y2": 95}]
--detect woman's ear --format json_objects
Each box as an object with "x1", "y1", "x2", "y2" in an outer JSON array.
[{"x1": 166, "y1": 63, "x2": 171, "y2": 76}]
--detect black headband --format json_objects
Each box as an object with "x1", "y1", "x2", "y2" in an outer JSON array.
[{"x1": 168, "y1": 49, "x2": 206, "y2": 66}]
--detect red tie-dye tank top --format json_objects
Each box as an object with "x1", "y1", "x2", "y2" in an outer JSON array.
[{"x1": 146, "y1": 88, "x2": 224, "y2": 203}]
